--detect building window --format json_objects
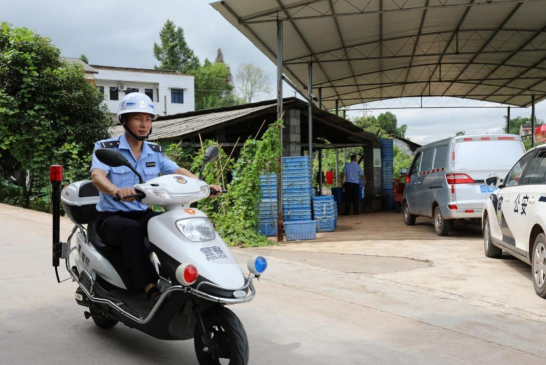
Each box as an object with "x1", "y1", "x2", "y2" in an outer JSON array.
[
  {"x1": 109, "y1": 87, "x2": 118, "y2": 101},
  {"x1": 171, "y1": 89, "x2": 184, "y2": 104},
  {"x1": 97, "y1": 86, "x2": 104, "y2": 95},
  {"x1": 126, "y1": 87, "x2": 139, "y2": 95},
  {"x1": 145, "y1": 88, "x2": 154, "y2": 100}
]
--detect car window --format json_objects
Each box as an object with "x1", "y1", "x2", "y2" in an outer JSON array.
[
  {"x1": 433, "y1": 145, "x2": 448, "y2": 169},
  {"x1": 504, "y1": 151, "x2": 535, "y2": 187},
  {"x1": 410, "y1": 152, "x2": 422, "y2": 175},
  {"x1": 420, "y1": 149, "x2": 434, "y2": 172},
  {"x1": 521, "y1": 151, "x2": 546, "y2": 185}
]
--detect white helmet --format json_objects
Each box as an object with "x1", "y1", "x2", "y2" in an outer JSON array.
[{"x1": 117, "y1": 92, "x2": 157, "y2": 122}]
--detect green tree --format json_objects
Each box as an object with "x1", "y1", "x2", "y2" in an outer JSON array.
[
  {"x1": 192, "y1": 59, "x2": 240, "y2": 110},
  {"x1": 352, "y1": 115, "x2": 389, "y2": 137},
  {"x1": 505, "y1": 116, "x2": 532, "y2": 134},
  {"x1": 0, "y1": 23, "x2": 112, "y2": 208},
  {"x1": 153, "y1": 20, "x2": 200, "y2": 73},
  {"x1": 235, "y1": 63, "x2": 271, "y2": 103},
  {"x1": 393, "y1": 146, "x2": 413, "y2": 178},
  {"x1": 456, "y1": 131, "x2": 466, "y2": 136},
  {"x1": 79, "y1": 54, "x2": 89, "y2": 64}
]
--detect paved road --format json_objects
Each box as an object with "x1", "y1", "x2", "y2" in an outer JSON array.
[{"x1": 1, "y1": 204, "x2": 546, "y2": 364}]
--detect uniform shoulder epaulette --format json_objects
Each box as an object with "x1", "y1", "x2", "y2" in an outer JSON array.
[
  {"x1": 100, "y1": 140, "x2": 120, "y2": 148},
  {"x1": 147, "y1": 143, "x2": 162, "y2": 152}
]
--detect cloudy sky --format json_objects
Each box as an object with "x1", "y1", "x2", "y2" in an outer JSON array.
[{"x1": 4, "y1": 0, "x2": 545, "y2": 145}]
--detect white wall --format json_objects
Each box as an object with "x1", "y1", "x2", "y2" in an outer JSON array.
[{"x1": 93, "y1": 68, "x2": 195, "y2": 116}]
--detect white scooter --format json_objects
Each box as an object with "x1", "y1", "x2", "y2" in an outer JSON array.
[{"x1": 50, "y1": 146, "x2": 267, "y2": 365}]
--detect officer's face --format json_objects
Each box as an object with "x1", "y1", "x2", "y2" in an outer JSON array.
[{"x1": 126, "y1": 113, "x2": 153, "y2": 138}]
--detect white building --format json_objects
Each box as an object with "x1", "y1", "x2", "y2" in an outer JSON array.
[{"x1": 89, "y1": 65, "x2": 195, "y2": 117}]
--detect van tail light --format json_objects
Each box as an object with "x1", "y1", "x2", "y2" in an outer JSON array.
[
  {"x1": 448, "y1": 204, "x2": 458, "y2": 210},
  {"x1": 446, "y1": 173, "x2": 474, "y2": 184},
  {"x1": 405, "y1": 174, "x2": 411, "y2": 184}
]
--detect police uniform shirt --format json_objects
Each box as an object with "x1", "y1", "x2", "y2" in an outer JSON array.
[
  {"x1": 342, "y1": 162, "x2": 363, "y2": 184},
  {"x1": 90, "y1": 134, "x2": 179, "y2": 212}
]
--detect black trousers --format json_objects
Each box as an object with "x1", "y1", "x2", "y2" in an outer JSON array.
[
  {"x1": 344, "y1": 182, "x2": 360, "y2": 215},
  {"x1": 94, "y1": 210, "x2": 160, "y2": 292}
]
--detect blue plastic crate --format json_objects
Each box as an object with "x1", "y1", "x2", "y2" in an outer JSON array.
[
  {"x1": 283, "y1": 156, "x2": 311, "y2": 163},
  {"x1": 316, "y1": 219, "x2": 336, "y2": 232},
  {"x1": 258, "y1": 222, "x2": 277, "y2": 237},
  {"x1": 284, "y1": 220, "x2": 316, "y2": 241}
]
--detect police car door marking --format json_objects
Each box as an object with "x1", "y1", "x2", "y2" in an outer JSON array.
[{"x1": 514, "y1": 194, "x2": 520, "y2": 213}]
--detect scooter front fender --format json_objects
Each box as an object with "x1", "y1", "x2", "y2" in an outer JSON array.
[{"x1": 148, "y1": 209, "x2": 246, "y2": 290}]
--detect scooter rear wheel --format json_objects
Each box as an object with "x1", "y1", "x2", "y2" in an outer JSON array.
[
  {"x1": 194, "y1": 306, "x2": 249, "y2": 365},
  {"x1": 89, "y1": 305, "x2": 118, "y2": 330}
]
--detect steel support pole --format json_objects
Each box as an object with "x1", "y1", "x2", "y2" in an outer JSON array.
[
  {"x1": 335, "y1": 99, "x2": 339, "y2": 117},
  {"x1": 343, "y1": 148, "x2": 346, "y2": 164},
  {"x1": 335, "y1": 149, "x2": 339, "y2": 186},
  {"x1": 276, "y1": 19, "x2": 284, "y2": 242},
  {"x1": 343, "y1": 110, "x2": 346, "y2": 120},
  {"x1": 318, "y1": 149, "x2": 323, "y2": 196},
  {"x1": 531, "y1": 94, "x2": 535, "y2": 147},
  {"x1": 507, "y1": 106, "x2": 511, "y2": 133},
  {"x1": 308, "y1": 62, "x2": 313, "y2": 160},
  {"x1": 318, "y1": 87, "x2": 322, "y2": 110}
]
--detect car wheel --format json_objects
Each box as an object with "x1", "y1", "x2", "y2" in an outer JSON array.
[
  {"x1": 434, "y1": 206, "x2": 451, "y2": 236},
  {"x1": 404, "y1": 201, "x2": 416, "y2": 225},
  {"x1": 483, "y1": 216, "x2": 502, "y2": 258},
  {"x1": 532, "y1": 234, "x2": 546, "y2": 298}
]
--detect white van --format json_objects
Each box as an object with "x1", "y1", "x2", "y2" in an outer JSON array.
[{"x1": 403, "y1": 134, "x2": 525, "y2": 236}]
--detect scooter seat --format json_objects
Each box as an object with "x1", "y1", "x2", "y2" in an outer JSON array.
[{"x1": 87, "y1": 221, "x2": 111, "y2": 253}]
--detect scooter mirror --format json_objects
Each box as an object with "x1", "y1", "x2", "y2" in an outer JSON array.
[
  {"x1": 95, "y1": 149, "x2": 130, "y2": 167},
  {"x1": 95, "y1": 149, "x2": 145, "y2": 184},
  {"x1": 204, "y1": 146, "x2": 219, "y2": 163}
]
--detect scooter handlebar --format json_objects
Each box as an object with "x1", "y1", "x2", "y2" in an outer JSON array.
[
  {"x1": 113, "y1": 192, "x2": 146, "y2": 201},
  {"x1": 210, "y1": 188, "x2": 228, "y2": 195}
]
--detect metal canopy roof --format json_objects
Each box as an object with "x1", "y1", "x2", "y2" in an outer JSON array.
[{"x1": 212, "y1": 0, "x2": 546, "y2": 108}]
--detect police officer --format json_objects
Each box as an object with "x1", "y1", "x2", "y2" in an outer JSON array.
[
  {"x1": 342, "y1": 154, "x2": 365, "y2": 215},
  {"x1": 90, "y1": 92, "x2": 221, "y2": 302}
]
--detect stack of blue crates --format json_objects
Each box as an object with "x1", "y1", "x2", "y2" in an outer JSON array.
[
  {"x1": 282, "y1": 156, "x2": 316, "y2": 240},
  {"x1": 313, "y1": 196, "x2": 337, "y2": 232},
  {"x1": 258, "y1": 174, "x2": 277, "y2": 236},
  {"x1": 282, "y1": 157, "x2": 313, "y2": 222},
  {"x1": 380, "y1": 139, "x2": 395, "y2": 210}
]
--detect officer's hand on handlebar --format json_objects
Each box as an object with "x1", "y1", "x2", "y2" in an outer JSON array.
[
  {"x1": 114, "y1": 187, "x2": 138, "y2": 202},
  {"x1": 209, "y1": 185, "x2": 223, "y2": 198}
]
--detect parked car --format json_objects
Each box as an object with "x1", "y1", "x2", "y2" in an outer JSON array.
[
  {"x1": 482, "y1": 145, "x2": 546, "y2": 298},
  {"x1": 403, "y1": 134, "x2": 525, "y2": 236}
]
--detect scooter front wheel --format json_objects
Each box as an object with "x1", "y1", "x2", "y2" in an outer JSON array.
[{"x1": 194, "y1": 306, "x2": 249, "y2": 365}]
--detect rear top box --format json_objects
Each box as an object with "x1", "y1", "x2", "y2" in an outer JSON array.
[{"x1": 61, "y1": 180, "x2": 100, "y2": 224}]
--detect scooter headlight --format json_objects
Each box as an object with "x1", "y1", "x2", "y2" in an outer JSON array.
[
  {"x1": 176, "y1": 218, "x2": 215, "y2": 242},
  {"x1": 146, "y1": 188, "x2": 171, "y2": 199},
  {"x1": 247, "y1": 255, "x2": 268, "y2": 275},
  {"x1": 200, "y1": 185, "x2": 210, "y2": 197}
]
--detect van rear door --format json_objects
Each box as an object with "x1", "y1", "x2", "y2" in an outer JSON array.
[{"x1": 452, "y1": 136, "x2": 525, "y2": 210}]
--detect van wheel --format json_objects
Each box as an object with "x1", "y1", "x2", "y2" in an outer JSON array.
[
  {"x1": 404, "y1": 201, "x2": 416, "y2": 225},
  {"x1": 434, "y1": 207, "x2": 451, "y2": 236},
  {"x1": 483, "y1": 217, "x2": 502, "y2": 258},
  {"x1": 532, "y1": 234, "x2": 546, "y2": 298}
]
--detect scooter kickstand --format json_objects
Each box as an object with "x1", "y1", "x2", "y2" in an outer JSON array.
[{"x1": 194, "y1": 305, "x2": 213, "y2": 354}]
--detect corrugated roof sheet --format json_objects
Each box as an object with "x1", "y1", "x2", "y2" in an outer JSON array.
[
  {"x1": 110, "y1": 98, "x2": 376, "y2": 143},
  {"x1": 212, "y1": 0, "x2": 546, "y2": 108}
]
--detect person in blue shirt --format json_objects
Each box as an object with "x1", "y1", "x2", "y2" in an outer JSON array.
[
  {"x1": 90, "y1": 92, "x2": 221, "y2": 303},
  {"x1": 342, "y1": 154, "x2": 366, "y2": 215}
]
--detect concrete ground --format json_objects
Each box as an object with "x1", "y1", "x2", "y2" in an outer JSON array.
[{"x1": 1, "y1": 203, "x2": 546, "y2": 364}]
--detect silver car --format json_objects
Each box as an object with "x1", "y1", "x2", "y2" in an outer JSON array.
[{"x1": 403, "y1": 134, "x2": 525, "y2": 236}]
